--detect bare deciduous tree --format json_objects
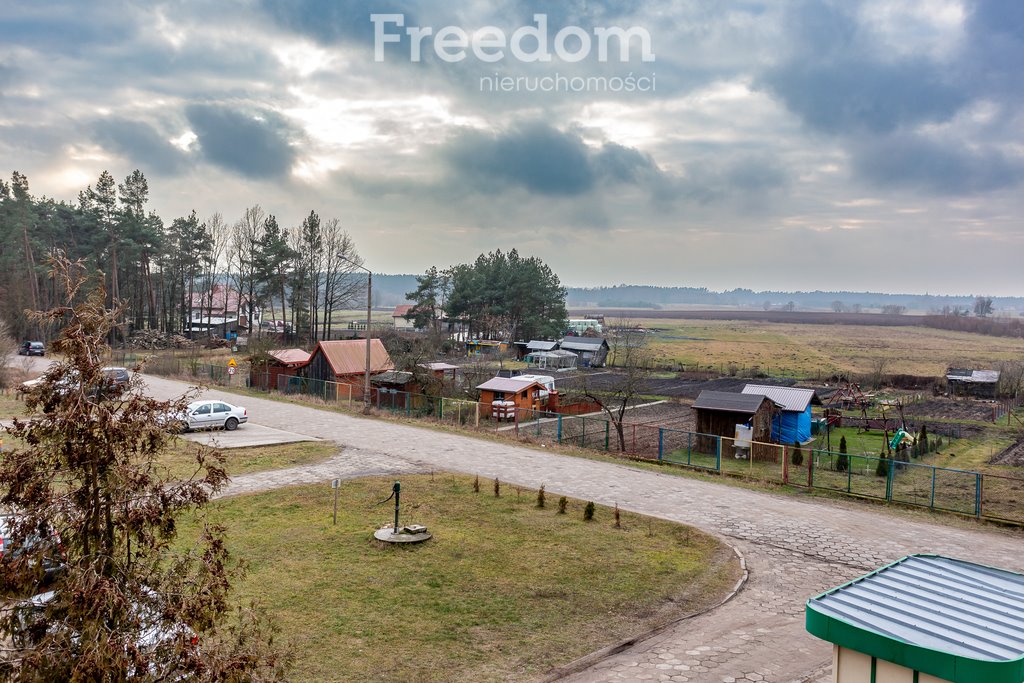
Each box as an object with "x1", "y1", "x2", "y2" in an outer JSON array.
[{"x1": 579, "y1": 328, "x2": 653, "y2": 452}]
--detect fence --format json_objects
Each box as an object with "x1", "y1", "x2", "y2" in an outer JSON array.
[
  {"x1": 257, "y1": 374, "x2": 1024, "y2": 525},
  {"x1": 109, "y1": 352, "x2": 231, "y2": 385}
]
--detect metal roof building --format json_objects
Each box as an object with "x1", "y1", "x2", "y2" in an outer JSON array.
[
  {"x1": 742, "y1": 385, "x2": 821, "y2": 412},
  {"x1": 693, "y1": 391, "x2": 781, "y2": 414},
  {"x1": 558, "y1": 336, "x2": 609, "y2": 367},
  {"x1": 743, "y1": 384, "x2": 822, "y2": 444},
  {"x1": 806, "y1": 555, "x2": 1024, "y2": 683}
]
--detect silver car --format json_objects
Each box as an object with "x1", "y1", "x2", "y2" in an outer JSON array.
[{"x1": 178, "y1": 400, "x2": 248, "y2": 432}]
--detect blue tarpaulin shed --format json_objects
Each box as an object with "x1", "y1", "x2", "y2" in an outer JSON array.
[{"x1": 741, "y1": 384, "x2": 821, "y2": 444}]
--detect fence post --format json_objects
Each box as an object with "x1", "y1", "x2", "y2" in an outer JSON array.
[
  {"x1": 930, "y1": 467, "x2": 936, "y2": 509},
  {"x1": 716, "y1": 436, "x2": 721, "y2": 471},
  {"x1": 348, "y1": 384, "x2": 352, "y2": 409},
  {"x1": 557, "y1": 414, "x2": 562, "y2": 443},
  {"x1": 807, "y1": 446, "x2": 814, "y2": 487},
  {"x1": 514, "y1": 407, "x2": 519, "y2": 437},
  {"x1": 847, "y1": 457, "x2": 852, "y2": 493},
  {"x1": 976, "y1": 473, "x2": 983, "y2": 518},
  {"x1": 782, "y1": 444, "x2": 789, "y2": 484},
  {"x1": 475, "y1": 402, "x2": 480, "y2": 428},
  {"x1": 687, "y1": 432, "x2": 692, "y2": 466},
  {"x1": 604, "y1": 421, "x2": 610, "y2": 451},
  {"x1": 886, "y1": 457, "x2": 895, "y2": 501},
  {"x1": 658, "y1": 428, "x2": 663, "y2": 462}
]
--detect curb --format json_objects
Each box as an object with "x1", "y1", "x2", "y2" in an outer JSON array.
[{"x1": 540, "y1": 542, "x2": 750, "y2": 682}]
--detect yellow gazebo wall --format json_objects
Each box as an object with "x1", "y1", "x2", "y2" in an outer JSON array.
[{"x1": 833, "y1": 646, "x2": 952, "y2": 683}]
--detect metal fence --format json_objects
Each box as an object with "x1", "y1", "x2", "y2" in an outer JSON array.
[
  {"x1": 110, "y1": 352, "x2": 231, "y2": 385},
  {"x1": 258, "y1": 374, "x2": 1024, "y2": 525}
]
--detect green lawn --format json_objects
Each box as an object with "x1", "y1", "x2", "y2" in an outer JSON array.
[
  {"x1": 181, "y1": 475, "x2": 740, "y2": 682},
  {"x1": 159, "y1": 439, "x2": 337, "y2": 480}
]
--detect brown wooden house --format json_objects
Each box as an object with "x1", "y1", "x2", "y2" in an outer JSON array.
[
  {"x1": 301, "y1": 339, "x2": 394, "y2": 387},
  {"x1": 250, "y1": 347, "x2": 310, "y2": 391},
  {"x1": 476, "y1": 377, "x2": 546, "y2": 419},
  {"x1": 692, "y1": 390, "x2": 781, "y2": 460}
]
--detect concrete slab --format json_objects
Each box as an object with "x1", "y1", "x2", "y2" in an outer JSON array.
[{"x1": 180, "y1": 423, "x2": 319, "y2": 449}]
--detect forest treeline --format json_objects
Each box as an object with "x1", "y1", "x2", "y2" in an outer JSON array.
[{"x1": 0, "y1": 170, "x2": 366, "y2": 342}]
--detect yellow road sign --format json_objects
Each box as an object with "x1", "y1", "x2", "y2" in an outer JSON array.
[{"x1": 228, "y1": 358, "x2": 238, "y2": 367}]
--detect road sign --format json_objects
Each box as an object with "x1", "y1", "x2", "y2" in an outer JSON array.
[
  {"x1": 331, "y1": 478, "x2": 340, "y2": 489},
  {"x1": 227, "y1": 366, "x2": 236, "y2": 376},
  {"x1": 227, "y1": 357, "x2": 238, "y2": 367}
]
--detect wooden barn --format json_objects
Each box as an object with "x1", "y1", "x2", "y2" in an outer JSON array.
[
  {"x1": 946, "y1": 368, "x2": 1000, "y2": 398},
  {"x1": 301, "y1": 339, "x2": 394, "y2": 387},
  {"x1": 692, "y1": 390, "x2": 781, "y2": 460},
  {"x1": 250, "y1": 347, "x2": 310, "y2": 391}
]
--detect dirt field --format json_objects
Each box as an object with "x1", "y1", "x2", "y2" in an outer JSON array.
[
  {"x1": 589, "y1": 316, "x2": 1024, "y2": 378},
  {"x1": 576, "y1": 309, "x2": 919, "y2": 325},
  {"x1": 992, "y1": 437, "x2": 1024, "y2": 466},
  {"x1": 903, "y1": 398, "x2": 1002, "y2": 422},
  {"x1": 555, "y1": 370, "x2": 797, "y2": 400}
]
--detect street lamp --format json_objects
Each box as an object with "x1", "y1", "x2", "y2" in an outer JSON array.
[{"x1": 341, "y1": 256, "x2": 373, "y2": 414}]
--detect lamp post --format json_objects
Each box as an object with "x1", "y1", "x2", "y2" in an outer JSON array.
[{"x1": 341, "y1": 256, "x2": 373, "y2": 414}]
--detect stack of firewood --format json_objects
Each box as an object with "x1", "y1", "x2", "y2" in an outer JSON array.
[{"x1": 126, "y1": 330, "x2": 196, "y2": 350}]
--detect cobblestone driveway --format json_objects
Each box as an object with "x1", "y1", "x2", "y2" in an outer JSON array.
[{"x1": 141, "y1": 375, "x2": 1024, "y2": 683}]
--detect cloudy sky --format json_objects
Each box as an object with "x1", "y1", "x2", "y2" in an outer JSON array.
[{"x1": 1, "y1": 1, "x2": 1022, "y2": 295}]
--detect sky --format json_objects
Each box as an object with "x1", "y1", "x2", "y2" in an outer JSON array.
[{"x1": 1, "y1": 1, "x2": 1022, "y2": 295}]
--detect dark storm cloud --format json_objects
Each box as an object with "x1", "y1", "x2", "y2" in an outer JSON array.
[
  {"x1": 758, "y1": 2, "x2": 965, "y2": 135},
  {"x1": 185, "y1": 105, "x2": 298, "y2": 179},
  {"x1": 592, "y1": 142, "x2": 657, "y2": 183},
  {"x1": 761, "y1": 59, "x2": 966, "y2": 135},
  {"x1": 850, "y1": 134, "x2": 1024, "y2": 195},
  {"x1": 258, "y1": 0, "x2": 424, "y2": 44},
  {"x1": 92, "y1": 119, "x2": 191, "y2": 175},
  {"x1": 0, "y1": 10, "x2": 137, "y2": 53},
  {"x1": 442, "y1": 122, "x2": 681, "y2": 198},
  {"x1": 444, "y1": 123, "x2": 597, "y2": 196},
  {"x1": 963, "y1": 0, "x2": 1024, "y2": 100}
]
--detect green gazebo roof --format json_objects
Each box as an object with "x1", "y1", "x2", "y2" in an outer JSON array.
[{"x1": 806, "y1": 555, "x2": 1024, "y2": 683}]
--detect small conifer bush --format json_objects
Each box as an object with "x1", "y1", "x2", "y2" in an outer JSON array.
[{"x1": 791, "y1": 440, "x2": 804, "y2": 467}]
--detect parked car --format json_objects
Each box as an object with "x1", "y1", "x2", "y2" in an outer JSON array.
[
  {"x1": 8, "y1": 586, "x2": 200, "y2": 672},
  {"x1": 17, "y1": 341, "x2": 45, "y2": 356},
  {"x1": 19, "y1": 367, "x2": 130, "y2": 402},
  {"x1": 166, "y1": 400, "x2": 248, "y2": 432},
  {"x1": 0, "y1": 514, "x2": 64, "y2": 587}
]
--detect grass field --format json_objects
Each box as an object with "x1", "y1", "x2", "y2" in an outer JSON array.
[
  {"x1": 620, "y1": 318, "x2": 1024, "y2": 377},
  {"x1": 184, "y1": 475, "x2": 740, "y2": 682},
  {"x1": 159, "y1": 439, "x2": 337, "y2": 480}
]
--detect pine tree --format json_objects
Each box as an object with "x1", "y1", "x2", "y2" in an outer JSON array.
[
  {"x1": 790, "y1": 440, "x2": 804, "y2": 467},
  {"x1": 836, "y1": 435, "x2": 849, "y2": 472}
]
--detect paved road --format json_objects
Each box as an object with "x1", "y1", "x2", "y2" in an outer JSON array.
[{"x1": 127, "y1": 374, "x2": 1024, "y2": 683}]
